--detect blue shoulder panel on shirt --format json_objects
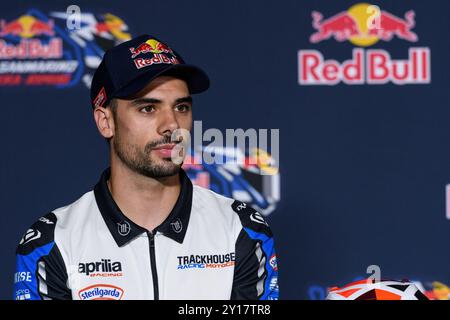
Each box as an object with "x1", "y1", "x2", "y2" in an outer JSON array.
[
  {"x1": 14, "y1": 242, "x2": 55, "y2": 300},
  {"x1": 243, "y1": 228, "x2": 279, "y2": 300}
]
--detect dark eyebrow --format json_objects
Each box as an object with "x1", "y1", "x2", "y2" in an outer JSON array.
[
  {"x1": 175, "y1": 96, "x2": 193, "y2": 104},
  {"x1": 131, "y1": 98, "x2": 161, "y2": 106},
  {"x1": 130, "y1": 96, "x2": 192, "y2": 106}
]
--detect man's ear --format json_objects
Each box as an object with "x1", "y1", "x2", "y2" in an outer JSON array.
[{"x1": 93, "y1": 106, "x2": 115, "y2": 139}]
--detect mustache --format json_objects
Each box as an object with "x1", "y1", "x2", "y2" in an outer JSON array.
[{"x1": 144, "y1": 135, "x2": 182, "y2": 153}]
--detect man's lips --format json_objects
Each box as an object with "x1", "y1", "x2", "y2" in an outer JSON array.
[
  {"x1": 152, "y1": 143, "x2": 177, "y2": 150},
  {"x1": 152, "y1": 143, "x2": 179, "y2": 158}
]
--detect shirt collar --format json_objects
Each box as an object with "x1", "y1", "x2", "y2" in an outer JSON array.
[{"x1": 94, "y1": 167, "x2": 193, "y2": 247}]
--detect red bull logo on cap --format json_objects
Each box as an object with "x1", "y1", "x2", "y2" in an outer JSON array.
[
  {"x1": 129, "y1": 38, "x2": 179, "y2": 69},
  {"x1": 129, "y1": 38, "x2": 174, "y2": 58},
  {"x1": 298, "y1": 3, "x2": 431, "y2": 86}
]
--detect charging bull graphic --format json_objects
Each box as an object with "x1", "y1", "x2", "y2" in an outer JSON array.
[{"x1": 309, "y1": 4, "x2": 418, "y2": 46}]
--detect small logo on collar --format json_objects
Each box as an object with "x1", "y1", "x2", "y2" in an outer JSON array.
[
  {"x1": 117, "y1": 221, "x2": 131, "y2": 236},
  {"x1": 170, "y1": 219, "x2": 183, "y2": 233}
]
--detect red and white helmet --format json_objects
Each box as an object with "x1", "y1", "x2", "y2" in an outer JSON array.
[{"x1": 326, "y1": 279, "x2": 428, "y2": 300}]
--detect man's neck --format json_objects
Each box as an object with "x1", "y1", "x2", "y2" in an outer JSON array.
[{"x1": 108, "y1": 162, "x2": 181, "y2": 232}]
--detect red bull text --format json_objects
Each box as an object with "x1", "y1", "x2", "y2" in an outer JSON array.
[{"x1": 299, "y1": 47, "x2": 430, "y2": 85}]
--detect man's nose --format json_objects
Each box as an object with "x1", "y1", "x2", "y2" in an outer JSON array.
[{"x1": 157, "y1": 108, "x2": 179, "y2": 135}]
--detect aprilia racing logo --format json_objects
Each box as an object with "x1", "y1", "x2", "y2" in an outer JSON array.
[
  {"x1": 78, "y1": 259, "x2": 123, "y2": 277},
  {"x1": 177, "y1": 253, "x2": 235, "y2": 269}
]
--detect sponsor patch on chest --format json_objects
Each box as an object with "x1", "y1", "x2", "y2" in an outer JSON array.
[{"x1": 176, "y1": 253, "x2": 235, "y2": 269}]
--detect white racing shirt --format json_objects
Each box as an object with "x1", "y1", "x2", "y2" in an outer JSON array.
[{"x1": 14, "y1": 168, "x2": 279, "y2": 300}]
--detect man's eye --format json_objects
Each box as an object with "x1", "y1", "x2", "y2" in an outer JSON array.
[
  {"x1": 140, "y1": 106, "x2": 155, "y2": 113},
  {"x1": 175, "y1": 104, "x2": 191, "y2": 112}
]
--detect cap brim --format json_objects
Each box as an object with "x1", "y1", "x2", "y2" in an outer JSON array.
[{"x1": 113, "y1": 64, "x2": 210, "y2": 99}]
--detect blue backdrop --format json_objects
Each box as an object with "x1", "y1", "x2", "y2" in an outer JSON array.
[{"x1": 1, "y1": 0, "x2": 450, "y2": 300}]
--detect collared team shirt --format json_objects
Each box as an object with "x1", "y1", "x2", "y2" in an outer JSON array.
[{"x1": 14, "y1": 168, "x2": 279, "y2": 300}]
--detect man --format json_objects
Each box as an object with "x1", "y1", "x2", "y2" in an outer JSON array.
[{"x1": 13, "y1": 35, "x2": 279, "y2": 300}]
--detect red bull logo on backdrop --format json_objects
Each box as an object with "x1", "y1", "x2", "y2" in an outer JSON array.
[
  {"x1": 298, "y1": 3, "x2": 431, "y2": 85},
  {"x1": 0, "y1": 9, "x2": 132, "y2": 87}
]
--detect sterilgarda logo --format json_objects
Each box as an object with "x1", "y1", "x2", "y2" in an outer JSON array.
[
  {"x1": 177, "y1": 253, "x2": 235, "y2": 270},
  {"x1": 298, "y1": 3, "x2": 431, "y2": 85},
  {"x1": 182, "y1": 147, "x2": 280, "y2": 217},
  {"x1": 0, "y1": 8, "x2": 131, "y2": 87},
  {"x1": 78, "y1": 284, "x2": 124, "y2": 300}
]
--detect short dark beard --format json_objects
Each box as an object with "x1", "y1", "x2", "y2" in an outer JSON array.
[{"x1": 112, "y1": 114, "x2": 181, "y2": 179}]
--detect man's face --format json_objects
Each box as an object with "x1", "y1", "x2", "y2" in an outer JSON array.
[{"x1": 111, "y1": 76, "x2": 192, "y2": 178}]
